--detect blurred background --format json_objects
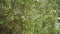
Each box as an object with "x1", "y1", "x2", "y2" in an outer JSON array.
[{"x1": 0, "y1": 0, "x2": 60, "y2": 34}]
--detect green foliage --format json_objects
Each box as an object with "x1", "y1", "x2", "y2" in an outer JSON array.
[{"x1": 0, "y1": 0, "x2": 59, "y2": 34}]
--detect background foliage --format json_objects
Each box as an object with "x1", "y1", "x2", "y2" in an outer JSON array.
[{"x1": 0, "y1": 0, "x2": 59, "y2": 34}]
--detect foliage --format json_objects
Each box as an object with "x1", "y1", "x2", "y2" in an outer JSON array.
[{"x1": 0, "y1": 0, "x2": 59, "y2": 34}]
